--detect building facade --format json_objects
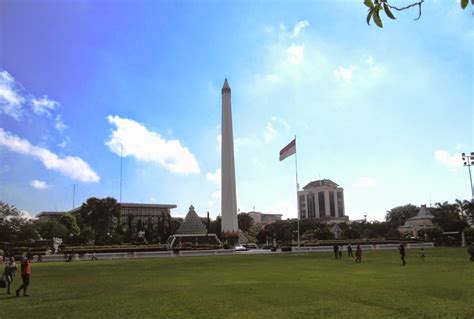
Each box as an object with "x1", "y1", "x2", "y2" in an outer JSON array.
[
  {"x1": 38, "y1": 203, "x2": 177, "y2": 231},
  {"x1": 247, "y1": 211, "x2": 283, "y2": 225},
  {"x1": 297, "y1": 179, "x2": 348, "y2": 223},
  {"x1": 115, "y1": 203, "x2": 177, "y2": 231}
]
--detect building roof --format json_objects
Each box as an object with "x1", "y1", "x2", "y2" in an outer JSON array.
[
  {"x1": 36, "y1": 211, "x2": 65, "y2": 217},
  {"x1": 303, "y1": 179, "x2": 339, "y2": 190},
  {"x1": 176, "y1": 205, "x2": 207, "y2": 235},
  {"x1": 120, "y1": 203, "x2": 177, "y2": 209},
  {"x1": 407, "y1": 205, "x2": 434, "y2": 221}
]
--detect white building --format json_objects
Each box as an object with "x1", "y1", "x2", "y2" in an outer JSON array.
[
  {"x1": 398, "y1": 205, "x2": 435, "y2": 237},
  {"x1": 298, "y1": 179, "x2": 348, "y2": 223},
  {"x1": 247, "y1": 211, "x2": 283, "y2": 225}
]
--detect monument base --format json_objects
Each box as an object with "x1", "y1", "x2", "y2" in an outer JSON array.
[{"x1": 222, "y1": 231, "x2": 240, "y2": 246}]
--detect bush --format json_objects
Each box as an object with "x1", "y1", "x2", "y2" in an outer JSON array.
[
  {"x1": 281, "y1": 246, "x2": 292, "y2": 252},
  {"x1": 223, "y1": 243, "x2": 232, "y2": 249}
]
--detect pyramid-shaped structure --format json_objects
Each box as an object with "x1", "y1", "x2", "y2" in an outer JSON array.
[
  {"x1": 176, "y1": 205, "x2": 207, "y2": 235},
  {"x1": 408, "y1": 205, "x2": 434, "y2": 221}
]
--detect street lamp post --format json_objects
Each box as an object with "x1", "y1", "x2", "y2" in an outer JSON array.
[{"x1": 461, "y1": 152, "x2": 474, "y2": 202}]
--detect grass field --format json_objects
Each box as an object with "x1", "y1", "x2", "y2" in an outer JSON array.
[{"x1": 0, "y1": 248, "x2": 472, "y2": 319}]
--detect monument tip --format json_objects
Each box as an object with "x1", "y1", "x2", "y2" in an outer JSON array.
[{"x1": 223, "y1": 78, "x2": 230, "y2": 89}]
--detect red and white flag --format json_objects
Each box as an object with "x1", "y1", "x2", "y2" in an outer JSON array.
[{"x1": 279, "y1": 138, "x2": 296, "y2": 161}]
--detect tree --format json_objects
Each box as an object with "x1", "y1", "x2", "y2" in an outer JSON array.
[
  {"x1": 35, "y1": 220, "x2": 68, "y2": 239},
  {"x1": 385, "y1": 228, "x2": 401, "y2": 240},
  {"x1": 59, "y1": 214, "x2": 80, "y2": 237},
  {"x1": 431, "y1": 201, "x2": 468, "y2": 232},
  {"x1": 342, "y1": 227, "x2": 361, "y2": 240},
  {"x1": 238, "y1": 213, "x2": 253, "y2": 232},
  {"x1": 79, "y1": 197, "x2": 120, "y2": 243},
  {"x1": 364, "y1": 0, "x2": 473, "y2": 29},
  {"x1": 0, "y1": 202, "x2": 32, "y2": 242},
  {"x1": 385, "y1": 204, "x2": 419, "y2": 228}
]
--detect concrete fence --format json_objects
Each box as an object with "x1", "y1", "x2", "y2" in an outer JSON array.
[
  {"x1": 133, "y1": 251, "x2": 174, "y2": 259},
  {"x1": 179, "y1": 249, "x2": 235, "y2": 257},
  {"x1": 407, "y1": 242, "x2": 435, "y2": 249}
]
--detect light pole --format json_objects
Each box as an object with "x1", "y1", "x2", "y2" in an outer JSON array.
[{"x1": 461, "y1": 152, "x2": 474, "y2": 202}]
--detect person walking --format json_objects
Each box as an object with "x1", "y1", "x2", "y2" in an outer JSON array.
[
  {"x1": 468, "y1": 243, "x2": 474, "y2": 262},
  {"x1": 333, "y1": 244, "x2": 339, "y2": 259},
  {"x1": 338, "y1": 245, "x2": 343, "y2": 259},
  {"x1": 347, "y1": 244, "x2": 353, "y2": 257},
  {"x1": 420, "y1": 248, "x2": 426, "y2": 261},
  {"x1": 355, "y1": 245, "x2": 362, "y2": 263},
  {"x1": 2, "y1": 257, "x2": 17, "y2": 294},
  {"x1": 15, "y1": 253, "x2": 31, "y2": 297},
  {"x1": 399, "y1": 244, "x2": 406, "y2": 266},
  {"x1": 91, "y1": 252, "x2": 98, "y2": 261}
]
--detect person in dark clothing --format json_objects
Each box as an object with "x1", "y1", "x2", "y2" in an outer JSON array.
[
  {"x1": 338, "y1": 245, "x2": 343, "y2": 259},
  {"x1": 333, "y1": 245, "x2": 339, "y2": 259},
  {"x1": 2, "y1": 257, "x2": 17, "y2": 294},
  {"x1": 468, "y1": 243, "x2": 474, "y2": 261},
  {"x1": 355, "y1": 245, "x2": 362, "y2": 263},
  {"x1": 347, "y1": 244, "x2": 353, "y2": 257},
  {"x1": 15, "y1": 254, "x2": 31, "y2": 297},
  {"x1": 399, "y1": 244, "x2": 406, "y2": 266}
]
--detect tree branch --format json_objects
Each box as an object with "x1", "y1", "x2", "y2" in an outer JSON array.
[{"x1": 385, "y1": 0, "x2": 424, "y2": 21}]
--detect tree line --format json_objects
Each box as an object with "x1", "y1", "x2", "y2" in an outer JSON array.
[{"x1": 1, "y1": 198, "x2": 473, "y2": 246}]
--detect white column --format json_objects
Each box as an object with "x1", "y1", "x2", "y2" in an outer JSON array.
[{"x1": 221, "y1": 79, "x2": 238, "y2": 234}]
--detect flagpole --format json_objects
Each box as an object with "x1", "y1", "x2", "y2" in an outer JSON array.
[{"x1": 295, "y1": 135, "x2": 300, "y2": 247}]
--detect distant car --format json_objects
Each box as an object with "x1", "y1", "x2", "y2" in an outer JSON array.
[
  {"x1": 244, "y1": 243, "x2": 257, "y2": 249},
  {"x1": 234, "y1": 245, "x2": 248, "y2": 251}
]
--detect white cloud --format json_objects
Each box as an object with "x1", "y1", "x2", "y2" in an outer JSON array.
[
  {"x1": 353, "y1": 176, "x2": 377, "y2": 188},
  {"x1": 434, "y1": 150, "x2": 463, "y2": 168},
  {"x1": 292, "y1": 20, "x2": 309, "y2": 37},
  {"x1": 264, "y1": 116, "x2": 291, "y2": 143},
  {"x1": 206, "y1": 168, "x2": 221, "y2": 186},
  {"x1": 0, "y1": 70, "x2": 25, "y2": 120},
  {"x1": 31, "y1": 95, "x2": 59, "y2": 116},
  {"x1": 21, "y1": 210, "x2": 34, "y2": 220},
  {"x1": 55, "y1": 114, "x2": 67, "y2": 133},
  {"x1": 105, "y1": 115, "x2": 200, "y2": 174},
  {"x1": 333, "y1": 66, "x2": 356, "y2": 84},
  {"x1": 365, "y1": 56, "x2": 375, "y2": 67},
  {"x1": 206, "y1": 168, "x2": 221, "y2": 209},
  {"x1": 0, "y1": 128, "x2": 100, "y2": 183},
  {"x1": 264, "y1": 121, "x2": 277, "y2": 142},
  {"x1": 30, "y1": 179, "x2": 48, "y2": 190},
  {"x1": 287, "y1": 44, "x2": 305, "y2": 65}
]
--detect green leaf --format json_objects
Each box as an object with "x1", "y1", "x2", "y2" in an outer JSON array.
[
  {"x1": 364, "y1": 0, "x2": 374, "y2": 9},
  {"x1": 373, "y1": 6, "x2": 383, "y2": 28},
  {"x1": 383, "y1": 3, "x2": 396, "y2": 19},
  {"x1": 366, "y1": 10, "x2": 374, "y2": 25},
  {"x1": 461, "y1": 0, "x2": 468, "y2": 9}
]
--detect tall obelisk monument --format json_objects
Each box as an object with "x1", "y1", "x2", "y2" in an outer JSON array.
[{"x1": 221, "y1": 78, "x2": 239, "y2": 238}]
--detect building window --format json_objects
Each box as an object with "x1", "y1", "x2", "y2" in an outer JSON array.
[
  {"x1": 329, "y1": 191, "x2": 335, "y2": 217},
  {"x1": 318, "y1": 191, "x2": 325, "y2": 216},
  {"x1": 307, "y1": 192, "x2": 315, "y2": 219},
  {"x1": 337, "y1": 192, "x2": 344, "y2": 216}
]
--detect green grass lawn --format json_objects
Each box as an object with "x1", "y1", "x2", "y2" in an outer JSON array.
[{"x1": 1, "y1": 248, "x2": 472, "y2": 319}]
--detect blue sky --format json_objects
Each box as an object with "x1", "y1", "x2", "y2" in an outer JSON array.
[{"x1": 0, "y1": 0, "x2": 472, "y2": 221}]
